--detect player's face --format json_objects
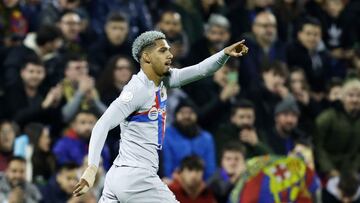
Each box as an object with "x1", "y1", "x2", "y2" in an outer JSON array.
[
  {"x1": 148, "y1": 39, "x2": 173, "y2": 77},
  {"x1": 231, "y1": 108, "x2": 255, "y2": 128},
  {"x1": 20, "y1": 63, "x2": 46, "y2": 88},
  {"x1": 221, "y1": 151, "x2": 245, "y2": 177},
  {"x1": 6, "y1": 160, "x2": 26, "y2": 187},
  {"x1": 72, "y1": 113, "x2": 97, "y2": 138},
  {"x1": 57, "y1": 169, "x2": 78, "y2": 194}
]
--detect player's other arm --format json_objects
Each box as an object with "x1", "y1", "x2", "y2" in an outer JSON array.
[
  {"x1": 73, "y1": 85, "x2": 145, "y2": 197},
  {"x1": 167, "y1": 40, "x2": 248, "y2": 88}
]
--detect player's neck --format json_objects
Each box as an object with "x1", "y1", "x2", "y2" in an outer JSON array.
[{"x1": 142, "y1": 65, "x2": 162, "y2": 86}]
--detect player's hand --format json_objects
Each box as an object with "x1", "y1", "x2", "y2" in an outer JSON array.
[
  {"x1": 73, "y1": 165, "x2": 97, "y2": 197},
  {"x1": 224, "y1": 40, "x2": 248, "y2": 57}
]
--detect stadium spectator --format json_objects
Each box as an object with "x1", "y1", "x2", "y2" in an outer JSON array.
[
  {"x1": 286, "y1": 16, "x2": 334, "y2": 94},
  {"x1": 87, "y1": 0, "x2": 153, "y2": 40},
  {"x1": 0, "y1": 121, "x2": 18, "y2": 171},
  {"x1": 14, "y1": 123, "x2": 56, "y2": 185},
  {"x1": 168, "y1": 155, "x2": 217, "y2": 203},
  {"x1": 3, "y1": 57, "x2": 63, "y2": 129},
  {"x1": 239, "y1": 11, "x2": 286, "y2": 89},
  {"x1": 0, "y1": 156, "x2": 42, "y2": 203},
  {"x1": 264, "y1": 96, "x2": 308, "y2": 155},
  {"x1": 57, "y1": 10, "x2": 84, "y2": 54},
  {"x1": 2, "y1": 25, "x2": 63, "y2": 89},
  {"x1": 246, "y1": 61, "x2": 289, "y2": 130},
  {"x1": 97, "y1": 55, "x2": 135, "y2": 106},
  {"x1": 40, "y1": 162, "x2": 96, "y2": 203},
  {"x1": 184, "y1": 59, "x2": 240, "y2": 132},
  {"x1": 314, "y1": 79, "x2": 360, "y2": 177},
  {"x1": 60, "y1": 54, "x2": 106, "y2": 123},
  {"x1": 208, "y1": 142, "x2": 246, "y2": 203},
  {"x1": 163, "y1": 101, "x2": 216, "y2": 180},
  {"x1": 215, "y1": 100, "x2": 270, "y2": 161},
  {"x1": 53, "y1": 110, "x2": 110, "y2": 169},
  {"x1": 289, "y1": 68, "x2": 321, "y2": 133},
  {"x1": 156, "y1": 9, "x2": 189, "y2": 66},
  {"x1": 38, "y1": 0, "x2": 82, "y2": 26},
  {"x1": 88, "y1": 12, "x2": 132, "y2": 70}
]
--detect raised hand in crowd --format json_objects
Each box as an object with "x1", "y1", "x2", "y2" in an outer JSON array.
[
  {"x1": 42, "y1": 84, "x2": 63, "y2": 109},
  {"x1": 239, "y1": 128, "x2": 259, "y2": 146},
  {"x1": 78, "y1": 76, "x2": 95, "y2": 94},
  {"x1": 8, "y1": 186, "x2": 24, "y2": 203},
  {"x1": 220, "y1": 83, "x2": 240, "y2": 102}
]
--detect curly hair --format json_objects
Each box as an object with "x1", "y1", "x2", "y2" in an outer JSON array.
[{"x1": 131, "y1": 31, "x2": 166, "y2": 63}]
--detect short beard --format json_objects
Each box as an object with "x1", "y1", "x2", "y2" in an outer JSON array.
[
  {"x1": 174, "y1": 121, "x2": 200, "y2": 138},
  {"x1": 164, "y1": 70, "x2": 171, "y2": 77}
]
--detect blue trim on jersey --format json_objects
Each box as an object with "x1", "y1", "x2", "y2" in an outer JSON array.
[
  {"x1": 157, "y1": 90, "x2": 167, "y2": 150},
  {"x1": 127, "y1": 113, "x2": 152, "y2": 122}
]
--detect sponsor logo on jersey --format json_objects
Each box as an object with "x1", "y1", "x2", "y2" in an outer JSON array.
[{"x1": 148, "y1": 107, "x2": 159, "y2": 120}]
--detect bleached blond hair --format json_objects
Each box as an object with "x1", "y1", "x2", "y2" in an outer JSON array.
[{"x1": 131, "y1": 31, "x2": 166, "y2": 63}]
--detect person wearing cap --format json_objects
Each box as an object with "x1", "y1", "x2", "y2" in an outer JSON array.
[
  {"x1": 315, "y1": 79, "x2": 360, "y2": 178},
  {"x1": 263, "y1": 96, "x2": 308, "y2": 155}
]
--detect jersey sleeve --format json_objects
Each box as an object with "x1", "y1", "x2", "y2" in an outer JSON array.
[
  {"x1": 87, "y1": 82, "x2": 148, "y2": 167},
  {"x1": 165, "y1": 49, "x2": 230, "y2": 88}
]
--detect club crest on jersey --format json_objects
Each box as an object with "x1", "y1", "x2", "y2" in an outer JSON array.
[{"x1": 148, "y1": 107, "x2": 159, "y2": 120}]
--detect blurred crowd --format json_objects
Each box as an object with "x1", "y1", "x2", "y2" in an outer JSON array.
[{"x1": 0, "y1": 0, "x2": 360, "y2": 202}]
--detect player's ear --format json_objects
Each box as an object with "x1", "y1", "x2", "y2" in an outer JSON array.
[{"x1": 143, "y1": 52, "x2": 151, "y2": 64}]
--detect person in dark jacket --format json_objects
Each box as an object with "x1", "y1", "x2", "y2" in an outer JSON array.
[
  {"x1": 40, "y1": 163, "x2": 96, "y2": 203},
  {"x1": 2, "y1": 25, "x2": 63, "y2": 89},
  {"x1": 215, "y1": 100, "x2": 270, "y2": 161},
  {"x1": 239, "y1": 11, "x2": 286, "y2": 89},
  {"x1": 314, "y1": 79, "x2": 360, "y2": 177},
  {"x1": 286, "y1": 16, "x2": 334, "y2": 94},
  {"x1": 88, "y1": 12, "x2": 132, "y2": 72},
  {"x1": 246, "y1": 60, "x2": 289, "y2": 131},
  {"x1": 264, "y1": 96, "x2": 308, "y2": 155},
  {"x1": 3, "y1": 57, "x2": 63, "y2": 129}
]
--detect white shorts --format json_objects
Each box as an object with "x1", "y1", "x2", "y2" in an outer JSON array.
[{"x1": 99, "y1": 165, "x2": 178, "y2": 203}]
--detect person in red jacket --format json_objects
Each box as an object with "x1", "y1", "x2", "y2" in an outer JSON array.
[{"x1": 168, "y1": 155, "x2": 217, "y2": 203}]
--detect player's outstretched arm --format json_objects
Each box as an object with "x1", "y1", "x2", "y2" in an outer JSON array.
[{"x1": 165, "y1": 40, "x2": 248, "y2": 88}]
